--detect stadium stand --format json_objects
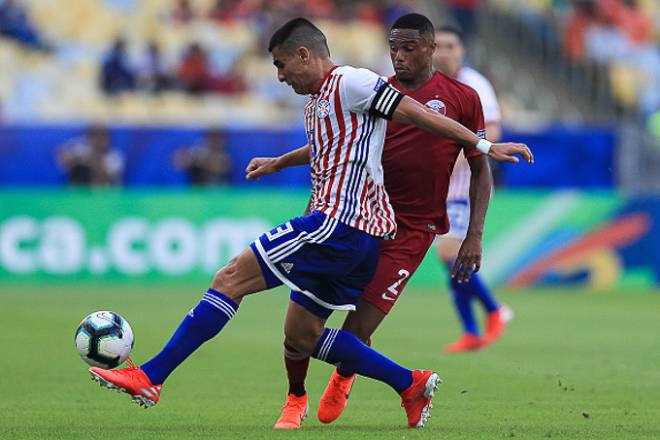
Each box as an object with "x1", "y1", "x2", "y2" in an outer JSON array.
[
  {"x1": 487, "y1": 0, "x2": 659, "y2": 117},
  {"x1": 0, "y1": 0, "x2": 414, "y2": 124}
]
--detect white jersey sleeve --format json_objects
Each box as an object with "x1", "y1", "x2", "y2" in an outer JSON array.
[
  {"x1": 340, "y1": 67, "x2": 403, "y2": 119},
  {"x1": 458, "y1": 66, "x2": 501, "y2": 123},
  {"x1": 449, "y1": 66, "x2": 500, "y2": 202}
]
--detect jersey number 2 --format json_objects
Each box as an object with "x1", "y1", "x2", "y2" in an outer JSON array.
[{"x1": 381, "y1": 269, "x2": 410, "y2": 301}]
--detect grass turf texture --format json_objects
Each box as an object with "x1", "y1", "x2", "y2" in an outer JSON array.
[{"x1": 1, "y1": 284, "x2": 659, "y2": 439}]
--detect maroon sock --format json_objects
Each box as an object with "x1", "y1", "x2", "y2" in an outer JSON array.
[
  {"x1": 284, "y1": 341, "x2": 310, "y2": 397},
  {"x1": 337, "y1": 337, "x2": 371, "y2": 377}
]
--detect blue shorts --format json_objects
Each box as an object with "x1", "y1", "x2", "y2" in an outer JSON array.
[
  {"x1": 250, "y1": 211, "x2": 381, "y2": 319},
  {"x1": 445, "y1": 199, "x2": 470, "y2": 240}
]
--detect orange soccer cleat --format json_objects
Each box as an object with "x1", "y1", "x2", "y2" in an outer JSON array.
[
  {"x1": 317, "y1": 369, "x2": 356, "y2": 424},
  {"x1": 443, "y1": 333, "x2": 481, "y2": 353},
  {"x1": 274, "y1": 393, "x2": 309, "y2": 429},
  {"x1": 400, "y1": 369, "x2": 441, "y2": 428},
  {"x1": 480, "y1": 305, "x2": 513, "y2": 347},
  {"x1": 89, "y1": 361, "x2": 162, "y2": 408}
]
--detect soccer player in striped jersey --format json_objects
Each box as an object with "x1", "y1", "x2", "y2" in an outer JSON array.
[
  {"x1": 246, "y1": 15, "x2": 533, "y2": 429},
  {"x1": 433, "y1": 25, "x2": 512, "y2": 353},
  {"x1": 88, "y1": 18, "x2": 531, "y2": 429}
]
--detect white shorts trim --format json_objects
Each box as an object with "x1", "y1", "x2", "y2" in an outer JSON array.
[{"x1": 253, "y1": 239, "x2": 356, "y2": 312}]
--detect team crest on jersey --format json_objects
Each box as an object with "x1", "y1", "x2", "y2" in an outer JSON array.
[
  {"x1": 316, "y1": 99, "x2": 331, "y2": 118},
  {"x1": 425, "y1": 99, "x2": 447, "y2": 115}
]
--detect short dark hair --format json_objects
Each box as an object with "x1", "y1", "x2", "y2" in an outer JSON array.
[
  {"x1": 436, "y1": 24, "x2": 464, "y2": 44},
  {"x1": 390, "y1": 13, "x2": 435, "y2": 39},
  {"x1": 268, "y1": 17, "x2": 330, "y2": 56}
]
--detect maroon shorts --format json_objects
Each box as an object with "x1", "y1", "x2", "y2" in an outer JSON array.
[{"x1": 361, "y1": 224, "x2": 436, "y2": 314}]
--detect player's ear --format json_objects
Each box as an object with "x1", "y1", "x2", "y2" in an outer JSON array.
[{"x1": 296, "y1": 47, "x2": 311, "y2": 66}]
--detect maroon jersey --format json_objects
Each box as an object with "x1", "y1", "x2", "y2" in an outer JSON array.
[{"x1": 384, "y1": 71, "x2": 485, "y2": 235}]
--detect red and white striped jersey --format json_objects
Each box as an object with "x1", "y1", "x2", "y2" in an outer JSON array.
[
  {"x1": 305, "y1": 65, "x2": 404, "y2": 238},
  {"x1": 447, "y1": 66, "x2": 500, "y2": 201}
]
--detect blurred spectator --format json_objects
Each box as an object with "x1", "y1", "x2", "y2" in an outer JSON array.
[
  {"x1": 584, "y1": 2, "x2": 630, "y2": 63},
  {"x1": 171, "y1": 0, "x2": 195, "y2": 24},
  {"x1": 615, "y1": 0, "x2": 652, "y2": 46},
  {"x1": 0, "y1": 0, "x2": 50, "y2": 51},
  {"x1": 177, "y1": 42, "x2": 212, "y2": 94},
  {"x1": 177, "y1": 43, "x2": 247, "y2": 95},
  {"x1": 56, "y1": 126, "x2": 124, "y2": 186},
  {"x1": 100, "y1": 38, "x2": 136, "y2": 95},
  {"x1": 138, "y1": 41, "x2": 171, "y2": 94},
  {"x1": 563, "y1": 0, "x2": 597, "y2": 61},
  {"x1": 207, "y1": 0, "x2": 255, "y2": 23},
  {"x1": 304, "y1": 0, "x2": 335, "y2": 20},
  {"x1": 173, "y1": 129, "x2": 233, "y2": 185},
  {"x1": 213, "y1": 60, "x2": 248, "y2": 95},
  {"x1": 447, "y1": 0, "x2": 481, "y2": 41},
  {"x1": 355, "y1": 2, "x2": 381, "y2": 24},
  {"x1": 381, "y1": 1, "x2": 414, "y2": 27},
  {"x1": 564, "y1": 0, "x2": 654, "y2": 62}
]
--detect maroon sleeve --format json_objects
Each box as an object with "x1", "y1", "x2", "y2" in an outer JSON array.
[{"x1": 460, "y1": 87, "x2": 486, "y2": 158}]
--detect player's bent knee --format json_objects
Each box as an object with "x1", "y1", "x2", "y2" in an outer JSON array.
[{"x1": 211, "y1": 266, "x2": 240, "y2": 300}]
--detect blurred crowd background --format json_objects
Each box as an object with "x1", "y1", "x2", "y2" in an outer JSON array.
[
  {"x1": 0, "y1": 0, "x2": 657, "y2": 122},
  {"x1": 0, "y1": 0, "x2": 658, "y2": 191},
  {"x1": 0, "y1": 0, "x2": 658, "y2": 288}
]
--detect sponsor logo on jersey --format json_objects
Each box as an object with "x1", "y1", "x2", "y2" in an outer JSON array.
[
  {"x1": 425, "y1": 99, "x2": 447, "y2": 115},
  {"x1": 374, "y1": 77, "x2": 386, "y2": 91},
  {"x1": 281, "y1": 262, "x2": 294, "y2": 274},
  {"x1": 316, "y1": 99, "x2": 331, "y2": 118}
]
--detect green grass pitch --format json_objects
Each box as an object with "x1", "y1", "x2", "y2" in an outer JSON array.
[{"x1": 1, "y1": 284, "x2": 659, "y2": 439}]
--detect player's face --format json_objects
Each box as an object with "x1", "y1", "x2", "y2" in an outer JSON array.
[
  {"x1": 388, "y1": 29, "x2": 434, "y2": 82},
  {"x1": 271, "y1": 46, "x2": 312, "y2": 95},
  {"x1": 433, "y1": 32, "x2": 464, "y2": 77}
]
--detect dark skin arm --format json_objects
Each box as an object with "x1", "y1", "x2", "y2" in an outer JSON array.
[{"x1": 451, "y1": 154, "x2": 492, "y2": 283}]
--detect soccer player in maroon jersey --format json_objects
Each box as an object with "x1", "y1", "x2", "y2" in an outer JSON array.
[{"x1": 245, "y1": 14, "x2": 533, "y2": 429}]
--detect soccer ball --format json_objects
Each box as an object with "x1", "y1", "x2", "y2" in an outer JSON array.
[{"x1": 75, "y1": 311, "x2": 134, "y2": 369}]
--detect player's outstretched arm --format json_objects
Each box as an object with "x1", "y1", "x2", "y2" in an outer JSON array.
[
  {"x1": 451, "y1": 155, "x2": 492, "y2": 283},
  {"x1": 391, "y1": 96, "x2": 534, "y2": 164},
  {"x1": 245, "y1": 145, "x2": 311, "y2": 180}
]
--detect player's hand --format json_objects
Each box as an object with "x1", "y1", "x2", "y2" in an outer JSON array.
[
  {"x1": 245, "y1": 157, "x2": 280, "y2": 180},
  {"x1": 488, "y1": 143, "x2": 534, "y2": 164},
  {"x1": 451, "y1": 234, "x2": 482, "y2": 283}
]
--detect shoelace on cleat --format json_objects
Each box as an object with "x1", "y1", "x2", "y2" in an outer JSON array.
[
  {"x1": 282, "y1": 397, "x2": 304, "y2": 409},
  {"x1": 125, "y1": 357, "x2": 139, "y2": 369},
  {"x1": 326, "y1": 377, "x2": 350, "y2": 404}
]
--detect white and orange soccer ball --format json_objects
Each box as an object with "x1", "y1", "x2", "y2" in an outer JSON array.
[{"x1": 75, "y1": 311, "x2": 134, "y2": 369}]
